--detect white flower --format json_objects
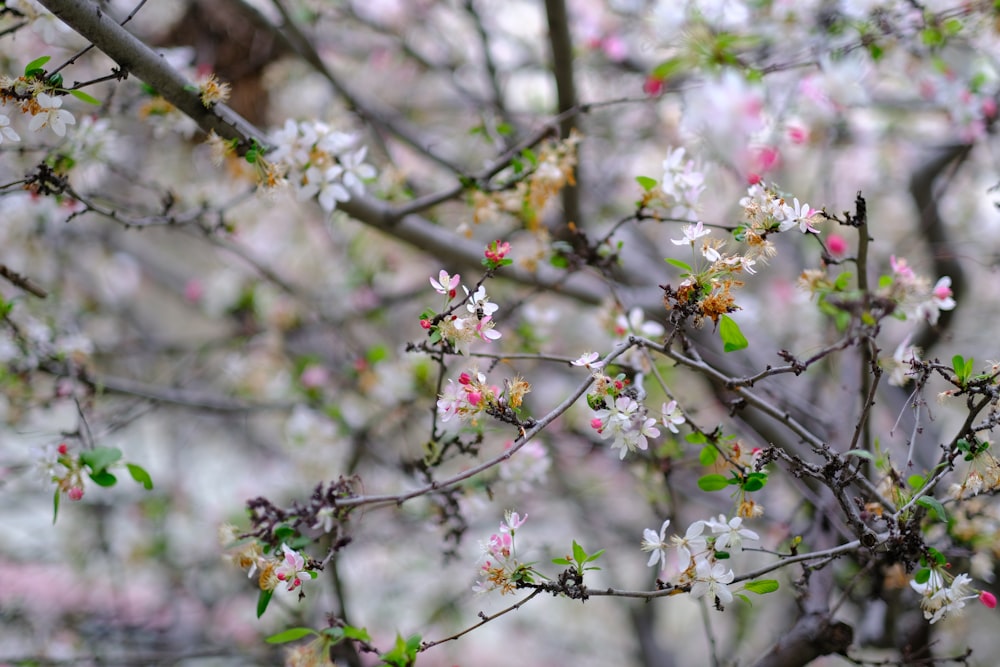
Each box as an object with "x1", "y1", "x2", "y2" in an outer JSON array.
[
  {"x1": 571, "y1": 351, "x2": 604, "y2": 369},
  {"x1": 661, "y1": 400, "x2": 685, "y2": 433},
  {"x1": 464, "y1": 285, "x2": 499, "y2": 317},
  {"x1": 670, "y1": 520, "x2": 708, "y2": 563},
  {"x1": 0, "y1": 114, "x2": 20, "y2": 144},
  {"x1": 910, "y1": 571, "x2": 978, "y2": 624},
  {"x1": 707, "y1": 515, "x2": 759, "y2": 553},
  {"x1": 690, "y1": 558, "x2": 735, "y2": 605},
  {"x1": 616, "y1": 307, "x2": 664, "y2": 339},
  {"x1": 339, "y1": 146, "x2": 377, "y2": 192},
  {"x1": 641, "y1": 519, "x2": 671, "y2": 568},
  {"x1": 29, "y1": 92, "x2": 76, "y2": 137},
  {"x1": 671, "y1": 221, "x2": 712, "y2": 246}
]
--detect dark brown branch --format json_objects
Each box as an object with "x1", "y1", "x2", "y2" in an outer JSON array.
[{"x1": 0, "y1": 264, "x2": 48, "y2": 298}]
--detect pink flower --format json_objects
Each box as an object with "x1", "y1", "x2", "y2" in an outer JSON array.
[
  {"x1": 67, "y1": 487, "x2": 84, "y2": 501},
  {"x1": 571, "y1": 352, "x2": 604, "y2": 369},
  {"x1": 299, "y1": 365, "x2": 328, "y2": 389},
  {"x1": 644, "y1": 76, "x2": 664, "y2": 97},
  {"x1": 890, "y1": 255, "x2": 915, "y2": 282},
  {"x1": 980, "y1": 591, "x2": 997, "y2": 609},
  {"x1": 275, "y1": 545, "x2": 310, "y2": 591},
  {"x1": 430, "y1": 270, "x2": 460, "y2": 298},
  {"x1": 485, "y1": 240, "x2": 511, "y2": 263},
  {"x1": 932, "y1": 277, "x2": 955, "y2": 310}
]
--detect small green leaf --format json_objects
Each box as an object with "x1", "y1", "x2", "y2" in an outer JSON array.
[
  {"x1": 699, "y1": 445, "x2": 718, "y2": 466},
  {"x1": 79, "y1": 446, "x2": 122, "y2": 473},
  {"x1": 844, "y1": 449, "x2": 875, "y2": 461},
  {"x1": 651, "y1": 57, "x2": 685, "y2": 80},
  {"x1": 496, "y1": 122, "x2": 513, "y2": 136},
  {"x1": 685, "y1": 432, "x2": 707, "y2": 444},
  {"x1": 126, "y1": 463, "x2": 153, "y2": 490},
  {"x1": 584, "y1": 548, "x2": 605, "y2": 563},
  {"x1": 742, "y1": 472, "x2": 767, "y2": 492},
  {"x1": 24, "y1": 55, "x2": 51, "y2": 76},
  {"x1": 915, "y1": 495, "x2": 947, "y2": 521},
  {"x1": 52, "y1": 486, "x2": 60, "y2": 524},
  {"x1": 341, "y1": 625, "x2": 372, "y2": 642},
  {"x1": 69, "y1": 89, "x2": 101, "y2": 105},
  {"x1": 697, "y1": 473, "x2": 730, "y2": 492},
  {"x1": 89, "y1": 470, "x2": 117, "y2": 487},
  {"x1": 907, "y1": 474, "x2": 926, "y2": 489},
  {"x1": 719, "y1": 314, "x2": 748, "y2": 352},
  {"x1": 572, "y1": 540, "x2": 587, "y2": 563},
  {"x1": 744, "y1": 579, "x2": 779, "y2": 594},
  {"x1": 266, "y1": 627, "x2": 318, "y2": 644},
  {"x1": 735, "y1": 593, "x2": 751, "y2": 605},
  {"x1": 551, "y1": 557, "x2": 571, "y2": 566},
  {"x1": 636, "y1": 175, "x2": 658, "y2": 191},
  {"x1": 914, "y1": 568, "x2": 930, "y2": 584},
  {"x1": 256, "y1": 589, "x2": 273, "y2": 618},
  {"x1": 664, "y1": 258, "x2": 693, "y2": 273}
]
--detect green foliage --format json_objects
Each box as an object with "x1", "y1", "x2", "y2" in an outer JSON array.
[
  {"x1": 664, "y1": 257, "x2": 693, "y2": 273},
  {"x1": 378, "y1": 633, "x2": 421, "y2": 667},
  {"x1": 552, "y1": 539, "x2": 605, "y2": 574},
  {"x1": 69, "y1": 89, "x2": 101, "y2": 105},
  {"x1": 952, "y1": 355, "x2": 974, "y2": 386},
  {"x1": 256, "y1": 589, "x2": 273, "y2": 618},
  {"x1": 24, "y1": 55, "x2": 51, "y2": 77},
  {"x1": 744, "y1": 579, "x2": 779, "y2": 594},
  {"x1": 636, "y1": 175, "x2": 658, "y2": 192},
  {"x1": 266, "y1": 627, "x2": 318, "y2": 644},
  {"x1": 915, "y1": 495, "x2": 947, "y2": 522},
  {"x1": 719, "y1": 314, "x2": 748, "y2": 352},
  {"x1": 698, "y1": 473, "x2": 731, "y2": 492}
]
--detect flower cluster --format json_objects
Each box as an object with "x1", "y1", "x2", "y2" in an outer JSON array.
[
  {"x1": 0, "y1": 72, "x2": 79, "y2": 139},
  {"x1": 473, "y1": 511, "x2": 535, "y2": 595},
  {"x1": 885, "y1": 255, "x2": 956, "y2": 326},
  {"x1": 658, "y1": 146, "x2": 707, "y2": 219},
  {"x1": 910, "y1": 568, "x2": 985, "y2": 624},
  {"x1": 36, "y1": 442, "x2": 85, "y2": 501},
  {"x1": 267, "y1": 119, "x2": 376, "y2": 210},
  {"x1": 641, "y1": 515, "x2": 759, "y2": 608},
  {"x1": 471, "y1": 132, "x2": 579, "y2": 227},
  {"x1": 949, "y1": 440, "x2": 1000, "y2": 500},
  {"x1": 422, "y1": 267, "x2": 504, "y2": 351},
  {"x1": 437, "y1": 368, "x2": 530, "y2": 425},
  {"x1": 584, "y1": 368, "x2": 684, "y2": 459},
  {"x1": 220, "y1": 525, "x2": 317, "y2": 594}
]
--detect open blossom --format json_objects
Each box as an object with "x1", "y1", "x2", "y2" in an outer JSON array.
[
  {"x1": 464, "y1": 285, "x2": 499, "y2": 317},
  {"x1": 661, "y1": 400, "x2": 685, "y2": 433},
  {"x1": 274, "y1": 545, "x2": 312, "y2": 592},
  {"x1": 910, "y1": 571, "x2": 979, "y2": 624},
  {"x1": 641, "y1": 519, "x2": 671, "y2": 568},
  {"x1": 707, "y1": 515, "x2": 759, "y2": 553},
  {"x1": 671, "y1": 520, "x2": 708, "y2": 564},
  {"x1": 777, "y1": 197, "x2": 820, "y2": 234},
  {"x1": 571, "y1": 351, "x2": 604, "y2": 369},
  {"x1": 430, "y1": 270, "x2": 460, "y2": 298},
  {"x1": 592, "y1": 396, "x2": 659, "y2": 459},
  {"x1": 29, "y1": 92, "x2": 76, "y2": 137},
  {"x1": 671, "y1": 221, "x2": 712, "y2": 246},
  {"x1": 691, "y1": 558, "x2": 735, "y2": 605},
  {"x1": 0, "y1": 114, "x2": 20, "y2": 144}
]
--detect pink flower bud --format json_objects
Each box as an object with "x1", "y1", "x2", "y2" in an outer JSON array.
[
  {"x1": 68, "y1": 486, "x2": 84, "y2": 501},
  {"x1": 590, "y1": 418, "x2": 604, "y2": 431},
  {"x1": 420, "y1": 319, "x2": 432, "y2": 329},
  {"x1": 58, "y1": 443, "x2": 69, "y2": 456},
  {"x1": 981, "y1": 591, "x2": 997, "y2": 609},
  {"x1": 467, "y1": 391, "x2": 482, "y2": 405},
  {"x1": 826, "y1": 234, "x2": 847, "y2": 257},
  {"x1": 643, "y1": 76, "x2": 664, "y2": 97},
  {"x1": 459, "y1": 373, "x2": 472, "y2": 385}
]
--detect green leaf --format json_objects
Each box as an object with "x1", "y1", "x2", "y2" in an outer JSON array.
[
  {"x1": 89, "y1": 470, "x2": 117, "y2": 487},
  {"x1": 927, "y1": 547, "x2": 946, "y2": 565},
  {"x1": 584, "y1": 548, "x2": 605, "y2": 564},
  {"x1": 916, "y1": 495, "x2": 947, "y2": 521},
  {"x1": 572, "y1": 540, "x2": 587, "y2": 564},
  {"x1": 651, "y1": 56, "x2": 685, "y2": 81},
  {"x1": 551, "y1": 557, "x2": 571, "y2": 566},
  {"x1": 636, "y1": 175, "x2": 658, "y2": 191},
  {"x1": 744, "y1": 579, "x2": 779, "y2": 594},
  {"x1": 69, "y1": 89, "x2": 101, "y2": 105},
  {"x1": 341, "y1": 625, "x2": 372, "y2": 642},
  {"x1": 79, "y1": 446, "x2": 122, "y2": 473},
  {"x1": 126, "y1": 463, "x2": 154, "y2": 490},
  {"x1": 256, "y1": 589, "x2": 273, "y2": 618},
  {"x1": 914, "y1": 568, "x2": 930, "y2": 584},
  {"x1": 496, "y1": 122, "x2": 513, "y2": 136},
  {"x1": 907, "y1": 474, "x2": 926, "y2": 489},
  {"x1": 697, "y1": 473, "x2": 730, "y2": 492},
  {"x1": 735, "y1": 593, "x2": 751, "y2": 605},
  {"x1": 844, "y1": 449, "x2": 874, "y2": 461},
  {"x1": 664, "y1": 258, "x2": 693, "y2": 273},
  {"x1": 24, "y1": 55, "x2": 51, "y2": 76},
  {"x1": 685, "y1": 431, "x2": 707, "y2": 444},
  {"x1": 742, "y1": 472, "x2": 767, "y2": 492},
  {"x1": 699, "y1": 445, "x2": 718, "y2": 466},
  {"x1": 719, "y1": 314, "x2": 748, "y2": 352},
  {"x1": 52, "y1": 486, "x2": 60, "y2": 524},
  {"x1": 266, "y1": 627, "x2": 318, "y2": 644}
]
